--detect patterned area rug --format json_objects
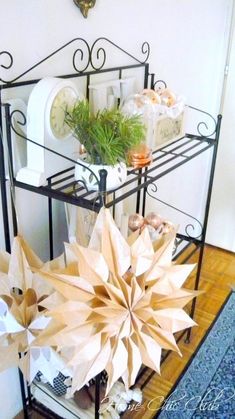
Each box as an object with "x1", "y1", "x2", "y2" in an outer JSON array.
[{"x1": 156, "y1": 292, "x2": 235, "y2": 419}]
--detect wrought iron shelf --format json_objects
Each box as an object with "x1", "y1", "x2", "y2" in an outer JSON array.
[
  {"x1": 0, "y1": 37, "x2": 222, "y2": 419},
  {"x1": 12, "y1": 133, "x2": 216, "y2": 214}
]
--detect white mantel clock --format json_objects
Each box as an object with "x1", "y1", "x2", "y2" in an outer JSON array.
[{"x1": 17, "y1": 77, "x2": 83, "y2": 186}]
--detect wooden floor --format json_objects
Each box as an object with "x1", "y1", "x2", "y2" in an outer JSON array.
[
  {"x1": 123, "y1": 244, "x2": 235, "y2": 418},
  {"x1": 15, "y1": 244, "x2": 235, "y2": 419}
]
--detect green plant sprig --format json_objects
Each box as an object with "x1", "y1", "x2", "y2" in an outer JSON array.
[{"x1": 65, "y1": 100, "x2": 145, "y2": 166}]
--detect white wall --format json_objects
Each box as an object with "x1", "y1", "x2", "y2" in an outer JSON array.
[
  {"x1": 0, "y1": 368, "x2": 23, "y2": 419},
  {"x1": 206, "y1": 3, "x2": 235, "y2": 251},
  {"x1": 0, "y1": 1, "x2": 232, "y2": 417},
  {"x1": 0, "y1": 0, "x2": 231, "y2": 111}
]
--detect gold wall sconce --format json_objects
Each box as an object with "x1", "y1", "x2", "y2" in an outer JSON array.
[{"x1": 73, "y1": 0, "x2": 96, "y2": 18}]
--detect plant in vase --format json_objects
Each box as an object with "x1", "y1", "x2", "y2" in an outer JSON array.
[{"x1": 64, "y1": 99, "x2": 145, "y2": 191}]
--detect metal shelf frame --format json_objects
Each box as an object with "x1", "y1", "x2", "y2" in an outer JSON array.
[{"x1": 0, "y1": 38, "x2": 222, "y2": 419}]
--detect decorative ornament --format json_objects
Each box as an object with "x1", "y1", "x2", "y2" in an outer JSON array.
[
  {"x1": 159, "y1": 88, "x2": 176, "y2": 107},
  {"x1": 128, "y1": 212, "x2": 173, "y2": 239},
  {"x1": 0, "y1": 237, "x2": 67, "y2": 383},
  {"x1": 128, "y1": 143, "x2": 152, "y2": 169},
  {"x1": 73, "y1": 0, "x2": 96, "y2": 18},
  {"x1": 36, "y1": 208, "x2": 200, "y2": 396},
  {"x1": 145, "y1": 212, "x2": 163, "y2": 229},
  {"x1": 128, "y1": 214, "x2": 145, "y2": 232},
  {"x1": 142, "y1": 89, "x2": 161, "y2": 104}
]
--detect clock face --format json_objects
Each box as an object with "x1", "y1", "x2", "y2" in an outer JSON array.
[{"x1": 49, "y1": 86, "x2": 78, "y2": 140}]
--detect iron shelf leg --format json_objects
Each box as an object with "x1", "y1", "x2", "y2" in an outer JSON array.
[
  {"x1": 185, "y1": 114, "x2": 222, "y2": 343},
  {"x1": 0, "y1": 107, "x2": 11, "y2": 252},
  {"x1": 48, "y1": 180, "x2": 54, "y2": 260},
  {"x1": 18, "y1": 356, "x2": 29, "y2": 419},
  {"x1": 142, "y1": 167, "x2": 148, "y2": 216},
  {"x1": 99, "y1": 169, "x2": 107, "y2": 207},
  {"x1": 3, "y1": 103, "x2": 19, "y2": 238},
  {"x1": 185, "y1": 244, "x2": 204, "y2": 343},
  {"x1": 95, "y1": 373, "x2": 101, "y2": 419},
  {"x1": 0, "y1": 151, "x2": 11, "y2": 251},
  {"x1": 136, "y1": 169, "x2": 142, "y2": 214}
]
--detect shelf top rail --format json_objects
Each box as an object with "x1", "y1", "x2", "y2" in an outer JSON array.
[{"x1": 0, "y1": 37, "x2": 150, "y2": 86}]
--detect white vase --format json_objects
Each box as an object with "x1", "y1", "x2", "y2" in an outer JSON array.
[{"x1": 75, "y1": 158, "x2": 127, "y2": 191}]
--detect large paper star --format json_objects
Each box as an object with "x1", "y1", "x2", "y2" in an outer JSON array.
[
  {"x1": 36, "y1": 209, "x2": 200, "y2": 395},
  {"x1": 0, "y1": 236, "x2": 67, "y2": 382}
]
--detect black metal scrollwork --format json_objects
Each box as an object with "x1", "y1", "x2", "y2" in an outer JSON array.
[
  {"x1": 0, "y1": 51, "x2": 14, "y2": 83},
  {"x1": 141, "y1": 41, "x2": 150, "y2": 63},
  {"x1": 187, "y1": 105, "x2": 217, "y2": 138},
  {"x1": 0, "y1": 51, "x2": 13, "y2": 70},
  {"x1": 1, "y1": 38, "x2": 150, "y2": 84},
  {"x1": 153, "y1": 79, "x2": 167, "y2": 93},
  {"x1": 90, "y1": 38, "x2": 106, "y2": 71},
  {"x1": 146, "y1": 182, "x2": 203, "y2": 239},
  {"x1": 90, "y1": 38, "x2": 150, "y2": 70},
  {"x1": 72, "y1": 39, "x2": 90, "y2": 73},
  {"x1": 10, "y1": 109, "x2": 27, "y2": 130},
  {"x1": 1, "y1": 39, "x2": 91, "y2": 83}
]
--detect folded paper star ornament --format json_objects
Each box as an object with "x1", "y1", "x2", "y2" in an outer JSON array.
[
  {"x1": 36, "y1": 208, "x2": 200, "y2": 395},
  {"x1": 0, "y1": 236, "x2": 67, "y2": 382}
]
